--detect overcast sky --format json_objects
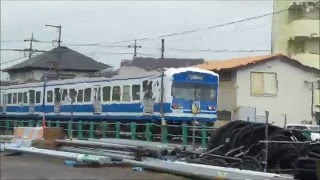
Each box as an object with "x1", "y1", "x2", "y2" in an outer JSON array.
[{"x1": 1, "y1": 1, "x2": 273, "y2": 80}]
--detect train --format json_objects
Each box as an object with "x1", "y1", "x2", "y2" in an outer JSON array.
[{"x1": 0, "y1": 66, "x2": 219, "y2": 125}]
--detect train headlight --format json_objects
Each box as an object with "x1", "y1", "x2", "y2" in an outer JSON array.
[
  {"x1": 208, "y1": 105, "x2": 216, "y2": 111},
  {"x1": 172, "y1": 104, "x2": 183, "y2": 109}
]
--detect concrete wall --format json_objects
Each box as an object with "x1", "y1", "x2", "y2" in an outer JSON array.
[{"x1": 236, "y1": 58, "x2": 318, "y2": 127}]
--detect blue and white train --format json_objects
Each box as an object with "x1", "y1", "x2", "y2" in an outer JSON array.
[{"x1": 0, "y1": 66, "x2": 219, "y2": 124}]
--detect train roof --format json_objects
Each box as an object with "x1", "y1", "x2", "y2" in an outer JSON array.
[{"x1": 1, "y1": 66, "x2": 218, "y2": 90}]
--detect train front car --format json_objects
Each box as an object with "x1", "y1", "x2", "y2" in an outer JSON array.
[{"x1": 164, "y1": 68, "x2": 219, "y2": 124}]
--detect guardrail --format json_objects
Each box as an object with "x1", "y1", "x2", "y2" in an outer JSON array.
[{"x1": 0, "y1": 120, "x2": 216, "y2": 147}]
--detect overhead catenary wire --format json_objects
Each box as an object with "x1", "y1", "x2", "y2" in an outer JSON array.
[{"x1": 1, "y1": 8, "x2": 287, "y2": 47}]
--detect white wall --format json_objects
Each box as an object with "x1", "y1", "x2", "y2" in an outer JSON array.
[
  {"x1": 218, "y1": 79, "x2": 237, "y2": 112},
  {"x1": 236, "y1": 59, "x2": 318, "y2": 127}
]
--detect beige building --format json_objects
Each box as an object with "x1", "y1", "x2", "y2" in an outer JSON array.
[
  {"x1": 197, "y1": 54, "x2": 320, "y2": 126},
  {"x1": 272, "y1": 0, "x2": 319, "y2": 68}
]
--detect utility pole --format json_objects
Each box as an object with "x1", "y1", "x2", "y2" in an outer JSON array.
[
  {"x1": 161, "y1": 39, "x2": 165, "y2": 59},
  {"x1": 24, "y1": 33, "x2": 38, "y2": 59},
  {"x1": 128, "y1": 39, "x2": 141, "y2": 58},
  {"x1": 45, "y1": 24, "x2": 62, "y2": 47}
]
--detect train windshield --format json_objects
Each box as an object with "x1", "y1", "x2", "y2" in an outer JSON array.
[{"x1": 172, "y1": 82, "x2": 216, "y2": 101}]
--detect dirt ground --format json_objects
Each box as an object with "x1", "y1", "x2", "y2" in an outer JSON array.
[{"x1": 0, "y1": 153, "x2": 190, "y2": 180}]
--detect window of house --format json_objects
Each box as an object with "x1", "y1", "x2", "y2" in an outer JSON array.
[
  {"x1": 132, "y1": 85, "x2": 141, "y2": 101},
  {"x1": 23, "y1": 92, "x2": 28, "y2": 104},
  {"x1": 47, "y1": 91, "x2": 53, "y2": 103},
  {"x1": 84, "y1": 88, "x2": 91, "y2": 102},
  {"x1": 36, "y1": 91, "x2": 41, "y2": 104},
  {"x1": 112, "y1": 86, "x2": 121, "y2": 101},
  {"x1": 13, "y1": 93, "x2": 17, "y2": 104},
  {"x1": 77, "y1": 89, "x2": 84, "y2": 103},
  {"x1": 69, "y1": 89, "x2": 77, "y2": 102},
  {"x1": 29, "y1": 90, "x2": 35, "y2": 104},
  {"x1": 251, "y1": 72, "x2": 278, "y2": 97},
  {"x1": 7, "y1": 93, "x2": 12, "y2": 104},
  {"x1": 122, "y1": 85, "x2": 130, "y2": 102},
  {"x1": 18, "y1": 93, "x2": 23, "y2": 103},
  {"x1": 61, "y1": 89, "x2": 68, "y2": 101},
  {"x1": 103, "y1": 86, "x2": 111, "y2": 102}
]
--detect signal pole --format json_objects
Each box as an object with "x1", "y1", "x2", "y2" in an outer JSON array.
[
  {"x1": 45, "y1": 24, "x2": 62, "y2": 47},
  {"x1": 128, "y1": 39, "x2": 141, "y2": 58}
]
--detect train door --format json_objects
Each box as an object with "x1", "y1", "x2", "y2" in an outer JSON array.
[
  {"x1": 142, "y1": 80, "x2": 155, "y2": 114},
  {"x1": 93, "y1": 86, "x2": 102, "y2": 114},
  {"x1": 54, "y1": 88, "x2": 61, "y2": 114},
  {"x1": 28, "y1": 89, "x2": 35, "y2": 114},
  {"x1": 1, "y1": 93, "x2": 7, "y2": 113}
]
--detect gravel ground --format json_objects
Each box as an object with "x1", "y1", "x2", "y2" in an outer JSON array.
[{"x1": 0, "y1": 152, "x2": 189, "y2": 180}]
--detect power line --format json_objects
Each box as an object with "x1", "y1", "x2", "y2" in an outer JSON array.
[{"x1": 1, "y1": 55, "x2": 28, "y2": 65}]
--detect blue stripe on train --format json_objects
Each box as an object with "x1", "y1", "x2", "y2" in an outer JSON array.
[{"x1": 0, "y1": 114, "x2": 215, "y2": 122}]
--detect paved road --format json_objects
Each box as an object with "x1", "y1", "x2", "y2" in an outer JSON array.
[{"x1": 0, "y1": 153, "x2": 189, "y2": 180}]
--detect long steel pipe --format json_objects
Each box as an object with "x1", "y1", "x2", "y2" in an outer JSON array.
[
  {"x1": 59, "y1": 146, "x2": 136, "y2": 161},
  {"x1": 3, "y1": 145, "x2": 111, "y2": 164}
]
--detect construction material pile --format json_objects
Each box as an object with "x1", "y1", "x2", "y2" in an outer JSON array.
[{"x1": 182, "y1": 120, "x2": 319, "y2": 179}]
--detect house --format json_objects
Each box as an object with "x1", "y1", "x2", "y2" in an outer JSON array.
[
  {"x1": 272, "y1": 0, "x2": 319, "y2": 69},
  {"x1": 120, "y1": 57, "x2": 204, "y2": 70},
  {"x1": 3, "y1": 46, "x2": 111, "y2": 83},
  {"x1": 197, "y1": 54, "x2": 320, "y2": 126}
]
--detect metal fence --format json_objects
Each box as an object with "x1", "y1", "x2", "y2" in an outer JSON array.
[{"x1": 0, "y1": 120, "x2": 216, "y2": 147}]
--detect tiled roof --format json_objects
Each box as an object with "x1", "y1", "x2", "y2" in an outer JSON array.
[
  {"x1": 123, "y1": 57, "x2": 204, "y2": 71},
  {"x1": 196, "y1": 54, "x2": 320, "y2": 73},
  {"x1": 4, "y1": 46, "x2": 111, "y2": 72}
]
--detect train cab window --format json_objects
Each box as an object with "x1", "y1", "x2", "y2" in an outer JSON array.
[
  {"x1": 84, "y1": 88, "x2": 91, "y2": 102},
  {"x1": 36, "y1": 91, "x2": 41, "y2": 104},
  {"x1": 61, "y1": 89, "x2": 68, "y2": 101},
  {"x1": 69, "y1": 89, "x2": 77, "y2": 102},
  {"x1": 77, "y1": 90, "x2": 84, "y2": 103},
  {"x1": 47, "y1": 91, "x2": 53, "y2": 103},
  {"x1": 103, "y1": 86, "x2": 111, "y2": 102},
  {"x1": 7, "y1": 93, "x2": 12, "y2": 104},
  {"x1": 132, "y1": 85, "x2": 141, "y2": 101},
  {"x1": 122, "y1": 85, "x2": 130, "y2": 102},
  {"x1": 29, "y1": 90, "x2": 35, "y2": 104},
  {"x1": 18, "y1": 93, "x2": 23, "y2": 104},
  {"x1": 23, "y1": 92, "x2": 28, "y2": 104},
  {"x1": 112, "y1": 86, "x2": 121, "y2": 101},
  {"x1": 13, "y1": 93, "x2": 17, "y2": 104}
]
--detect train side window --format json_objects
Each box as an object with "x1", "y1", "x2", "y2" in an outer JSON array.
[
  {"x1": 7, "y1": 93, "x2": 12, "y2": 104},
  {"x1": 18, "y1": 93, "x2": 23, "y2": 103},
  {"x1": 69, "y1": 89, "x2": 77, "y2": 102},
  {"x1": 29, "y1": 90, "x2": 35, "y2": 104},
  {"x1": 84, "y1": 88, "x2": 91, "y2": 102},
  {"x1": 36, "y1": 91, "x2": 41, "y2": 104},
  {"x1": 23, "y1": 92, "x2": 28, "y2": 104},
  {"x1": 54, "y1": 88, "x2": 61, "y2": 102},
  {"x1": 13, "y1": 93, "x2": 17, "y2": 104},
  {"x1": 132, "y1": 85, "x2": 141, "y2": 101},
  {"x1": 143, "y1": 80, "x2": 148, "y2": 92},
  {"x1": 61, "y1": 89, "x2": 68, "y2": 101},
  {"x1": 47, "y1": 91, "x2": 53, "y2": 103},
  {"x1": 103, "y1": 86, "x2": 111, "y2": 102},
  {"x1": 112, "y1": 86, "x2": 121, "y2": 101},
  {"x1": 77, "y1": 90, "x2": 84, "y2": 103},
  {"x1": 122, "y1": 85, "x2": 130, "y2": 102},
  {"x1": 93, "y1": 87, "x2": 101, "y2": 101}
]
